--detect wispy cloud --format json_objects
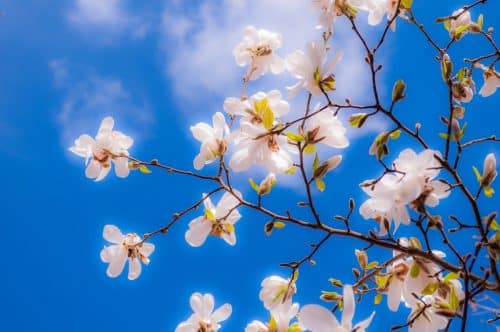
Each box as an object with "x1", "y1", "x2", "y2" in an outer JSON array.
[
  {"x1": 67, "y1": 0, "x2": 149, "y2": 40},
  {"x1": 161, "y1": 0, "x2": 377, "y2": 105},
  {"x1": 50, "y1": 59, "x2": 153, "y2": 146}
]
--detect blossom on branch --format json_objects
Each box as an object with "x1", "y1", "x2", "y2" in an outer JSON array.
[
  {"x1": 259, "y1": 275, "x2": 297, "y2": 311},
  {"x1": 191, "y1": 112, "x2": 229, "y2": 170},
  {"x1": 185, "y1": 191, "x2": 242, "y2": 247},
  {"x1": 100, "y1": 225, "x2": 154, "y2": 280},
  {"x1": 285, "y1": 41, "x2": 343, "y2": 97},
  {"x1": 304, "y1": 107, "x2": 349, "y2": 149},
  {"x1": 299, "y1": 285, "x2": 375, "y2": 332},
  {"x1": 70, "y1": 116, "x2": 133, "y2": 181},
  {"x1": 475, "y1": 63, "x2": 500, "y2": 97},
  {"x1": 175, "y1": 292, "x2": 232, "y2": 332},
  {"x1": 233, "y1": 25, "x2": 284, "y2": 80}
]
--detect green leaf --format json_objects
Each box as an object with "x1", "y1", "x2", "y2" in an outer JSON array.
[
  {"x1": 375, "y1": 275, "x2": 389, "y2": 288},
  {"x1": 249, "y1": 178, "x2": 260, "y2": 192},
  {"x1": 274, "y1": 221, "x2": 286, "y2": 229},
  {"x1": 366, "y1": 261, "x2": 379, "y2": 270},
  {"x1": 477, "y1": 14, "x2": 484, "y2": 30},
  {"x1": 313, "y1": 67, "x2": 321, "y2": 83},
  {"x1": 263, "y1": 105, "x2": 274, "y2": 130},
  {"x1": 421, "y1": 282, "x2": 439, "y2": 295},
  {"x1": 304, "y1": 144, "x2": 316, "y2": 155},
  {"x1": 269, "y1": 316, "x2": 278, "y2": 331},
  {"x1": 312, "y1": 153, "x2": 320, "y2": 172},
  {"x1": 410, "y1": 263, "x2": 420, "y2": 278},
  {"x1": 389, "y1": 129, "x2": 401, "y2": 140},
  {"x1": 288, "y1": 323, "x2": 303, "y2": 332},
  {"x1": 438, "y1": 132, "x2": 450, "y2": 140},
  {"x1": 472, "y1": 166, "x2": 482, "y2": 183},
  {"x1": 374, "y1": 293, "x2": 383, "y2": 304},
  {"x1": 285, "y1": 132, "x2": 305, "y2": 142},
  {"x1": 401, "y1": 0, "x2": 413, "y2": 9},
  {"x1": 449, "y1": 287, "x2": 459, "y2": 311},
  {"x1": 441, "y1": 56, "x2": 453, "y2": 81},
  {"x1": 349, "y1": 113, "x2": 368, "y2": 128},
  {"x1": 443, "y1": 272, "x2": 458, "y2": 282},
  {"x1": 204, "y1": 209, "x2": 215, "y2": 222},
  {"x1": 139, "y1": 164, "x2": 152, "y2": 174},
  {"x1": 490, "y1": 220, "x2": 500, "y2": 231},
  {"x1": 457, "y1": 68, "x2": 467, "y2": 81},
  {"x1": 285, "y1": 166, "x2": 296, "y2": 175},
  {"x1": 484, "y1": 186, "x2": 495, "y2": 198},
  {"x1": 315, "y1": 179, "x2": 326, "y2": 192},
  {"x1": 443, "y1": 20, "x2": 451, "y2": 32}
]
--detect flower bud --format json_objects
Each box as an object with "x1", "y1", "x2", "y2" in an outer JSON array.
[
  {"x1": 441, "y1": 54, "x2": 453, "y2": 81},
  {"x1": 313, "y1": 155, "x2": 342, "y2": 179},
  {"x1": 392, "y1": 80, "x2": 406, "y2": 102},
  {"x1": 355, "y1": 249, "x2": 368, "y2": 269},
  {"x1": 258, "y1": 173, "x2": 277, "y2": 196},
  {"x1": 482, "y1": 153, "x2": 497, "y2": 187}
]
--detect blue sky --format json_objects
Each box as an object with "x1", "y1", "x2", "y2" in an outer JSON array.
[{"x1": 1, "y1": 0, "x2": 499, "y2": 331}]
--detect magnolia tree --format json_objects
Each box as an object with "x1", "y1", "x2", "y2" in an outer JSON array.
[{"x1": 69, "y1": 0, "x2": 500, "y2": 331}]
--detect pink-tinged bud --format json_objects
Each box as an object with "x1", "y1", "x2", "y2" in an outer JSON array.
[
  {"x1": 313, "y1": 155, "x2": 342, "y2": 179},
  {"x1": 258, "y1": 173, "x2": 277, "y2": 196},
  {"x1": 355, "y1": 249, "x2": 368, "y2": 269},
  {"x1": 482, "y1": 153, "x2": 497, "y2": 187}
]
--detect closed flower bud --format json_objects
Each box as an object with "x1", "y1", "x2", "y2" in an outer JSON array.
[
  {"x1": 258, "y1": 173, "x2": 277, "y2": 196},
  {"x1": 355, "y1": 249, "x2": 368, "y2": 269},
  {"x1": 482, "y1": 153, "x2": 497, "y2": 187},
  {"x1": 313, "y1": 155, "x2": 342, "y2": 179}
]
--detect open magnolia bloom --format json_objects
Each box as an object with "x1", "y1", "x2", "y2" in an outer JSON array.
[
  {"x1": 100, "y1": 225, "x2": 154, "y2": 280},
  {"x1": 233, "y1": 25, "x2": 284, "y2": 80},
  {"x1": 224, "y1": 90, "x2": 290, "y2": 126},
  {"x1": 69, "y1": 116, "x2": 133, "y2": 181},
  {"x1": 360, "y1": 149, "x2": 450, "y2": 234},
  {"x1": 304, "y1": 106, "x2": 349, "y2": 149},
  {"x1": 175, "y1": 293, "x2": 232, "y2": 332},
  {"x1": 259, "y1": 275, "x2": 297, "y2": 311},
  {"x1": 285, "y1": 41, "x2": 343, "y2": 97},
  {"x1": 245, "y1": 302, "x2": 300, "y2": 332},
  {"x1": 299, "y1": 285, "x2": 375, "y2": 332},
  {"x1": 475, "y1": 63, "x2": 500, "y2": 97},
  {"x1": 229, "y1": 121, "x2": 294, "y2": 173},
  {"x1": 448, "y1": 8, "x2": 473, "y2": 39},
  {"x1": 407, "y1": 296, "x2": 449, "y2": 332},
  {"x1": 191, "y1": 112, "x2": 229, "y2": 170},
  {"x1": 185, "y1": 191, "x2": 242, "y2": 247}
]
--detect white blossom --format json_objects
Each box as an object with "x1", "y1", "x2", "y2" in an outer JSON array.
[
  {"x1": 299, "y1": 285, "x2": 375, "y2": 332},
  {"x1": 245, "y1": 320, "x2": 269, "y2": 332},
  {"x1": 259, "y1": 275, "x2": 296, "y2": 311},
  {"x1": 224, "y1": 90, "x2": 290, "y2": 125},
  {"x1": 304, "y1": 107, "x2": 349, "y2": 149},
  {"x1": 285, "y1": 41, "x2": 343, "y2": 97},
  {"x1": 449, "y1": 8, "x2": 473, "y2": 39},
  {"x1": 175, "y1": 293, "x2": 232, "y2": 332},
  {"x1": 100, "y1": 225, "x2": 154, "y2": 280},
  {"x1": 70, "y1": 116, "x2": 133, "y2": 181},
  {"x1": 360, "y1": 149, "x2": 450, "y2": 234},
  {"x1": 191, "y1": 112, "x2": 229, "y2": 170},
  {"x1": 407, "y1": 296, "x2": 449, "y2": 332},
  {"x1": 233, "y1": 25, "x2": 284, "y2": 80},
  {"x1": 475, "y1": 63, "x2": 500, "y2": 97},
  {"x1": 185, "y1": 191, "x2": 242, "y2": 247}
]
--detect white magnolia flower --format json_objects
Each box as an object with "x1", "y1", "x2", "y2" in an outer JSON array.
[
  {"x1": 70, "y1": 116, "x2": 133, "y2": 181},
  {"x1": 229, "y1": 121, "x2": 294, "y2": 173},
  {"x1": 259, "y1": 275, "x2": 297, "y2": 311},
  {"x1": 285, "y1": 41, "x2": 343, "y2": 97},
  {"x1": 311, "y1": 0, "x2": 338, "y2": 34},
  {"x1": 175, "y1": 293, "x2": 232, "y2": 332},
  {"x1": 304, "y1": 107, "x2": 349, "y2": 149},
  {"x1": 353, "y1": 0, "x2": 394, "y2": 27},
  {"x1": 407, "y1": 296, "x2": 448, "y2": 332},
  {"x1": 185, "y1": 191, "x2": 242, "y2": 247},
  {"x1": 385, "y1": 255, "x2": 412, "y2": 312},
  {"x1": 360, "y1": 149, "x2": 450, "y2": 234},
  {"x1": 449, "y1": 8, "x2": 473, "y2": 39},
  {"x1": 191, "y1": 112, "x2": 229, "y2": 170},
  {"x1": 233, "y1": 25, "x2": 284, "y2": 80},
  {"x1": 246, "y1": 302, "x2": 300, "y2": 332},
  {"x1": 299, "y1": 285, "x2": 375, "y2": 332},
  {"x1": 100, "y1": 225, "x2": 154, "y2": 280},
  {"x1": 359, "y1": 174, "x2": 420, "y2": 235},
  {"x1": 452, "y1": 81, "x2": 474, "y2": 103},
  {"x1": 475, "y1": 63, "x2": 500, "y2": 97},
  {"x1": 224, "y1": 90, "x2": 290, "y2": 125}
]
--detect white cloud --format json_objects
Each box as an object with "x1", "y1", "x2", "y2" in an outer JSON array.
[
  {"x1": 161, "y1": 0, "x2": 378, "y2": 106},
  {"x1": 67, "y1": 0, "x2": 149, "y2": 39},
  {"x1": 50, "y1": 59, "x2": 153, "y2": 145}
]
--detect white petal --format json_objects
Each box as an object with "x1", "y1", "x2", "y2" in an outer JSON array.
[
  {"x1": 106, "y1": 246, "x2": 127, "y2": 278},
  {"x1": 85, "y1": 160, "x2": 101, "y2": 179},
  {"x1": 97, "y1": 117, "x2": 115, "y2": 138},
  {"x1": 185, "y1": 217, "x2": 212, "y2": 247},
  {"x1": 211, "y1": 303, "x2": 232, "y2": 323},
  {"x1": 114, "y1": 157, "x2": 130, "y2": 178},
  {"x1": 140, "y1": 242, "x2": 155, "y2": 258},
  {"x1": 354, "y1": 311, "x2": 375, "y2": 331},
  {"x1": 100, "y1": 245, "x2": 119, "y2": 263},
  {"x1": 299, "y1": 304, "x2": 339, "y2": 332},
  {"x1": 103, "y1": 225, "x2": 124, "y2": 244},
  {"x1": 128, "y1": 257, "x2": 142, "y2": 280},
  {"x1": 341, "y1": 285, "x2": 355, "y2": 326}
]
